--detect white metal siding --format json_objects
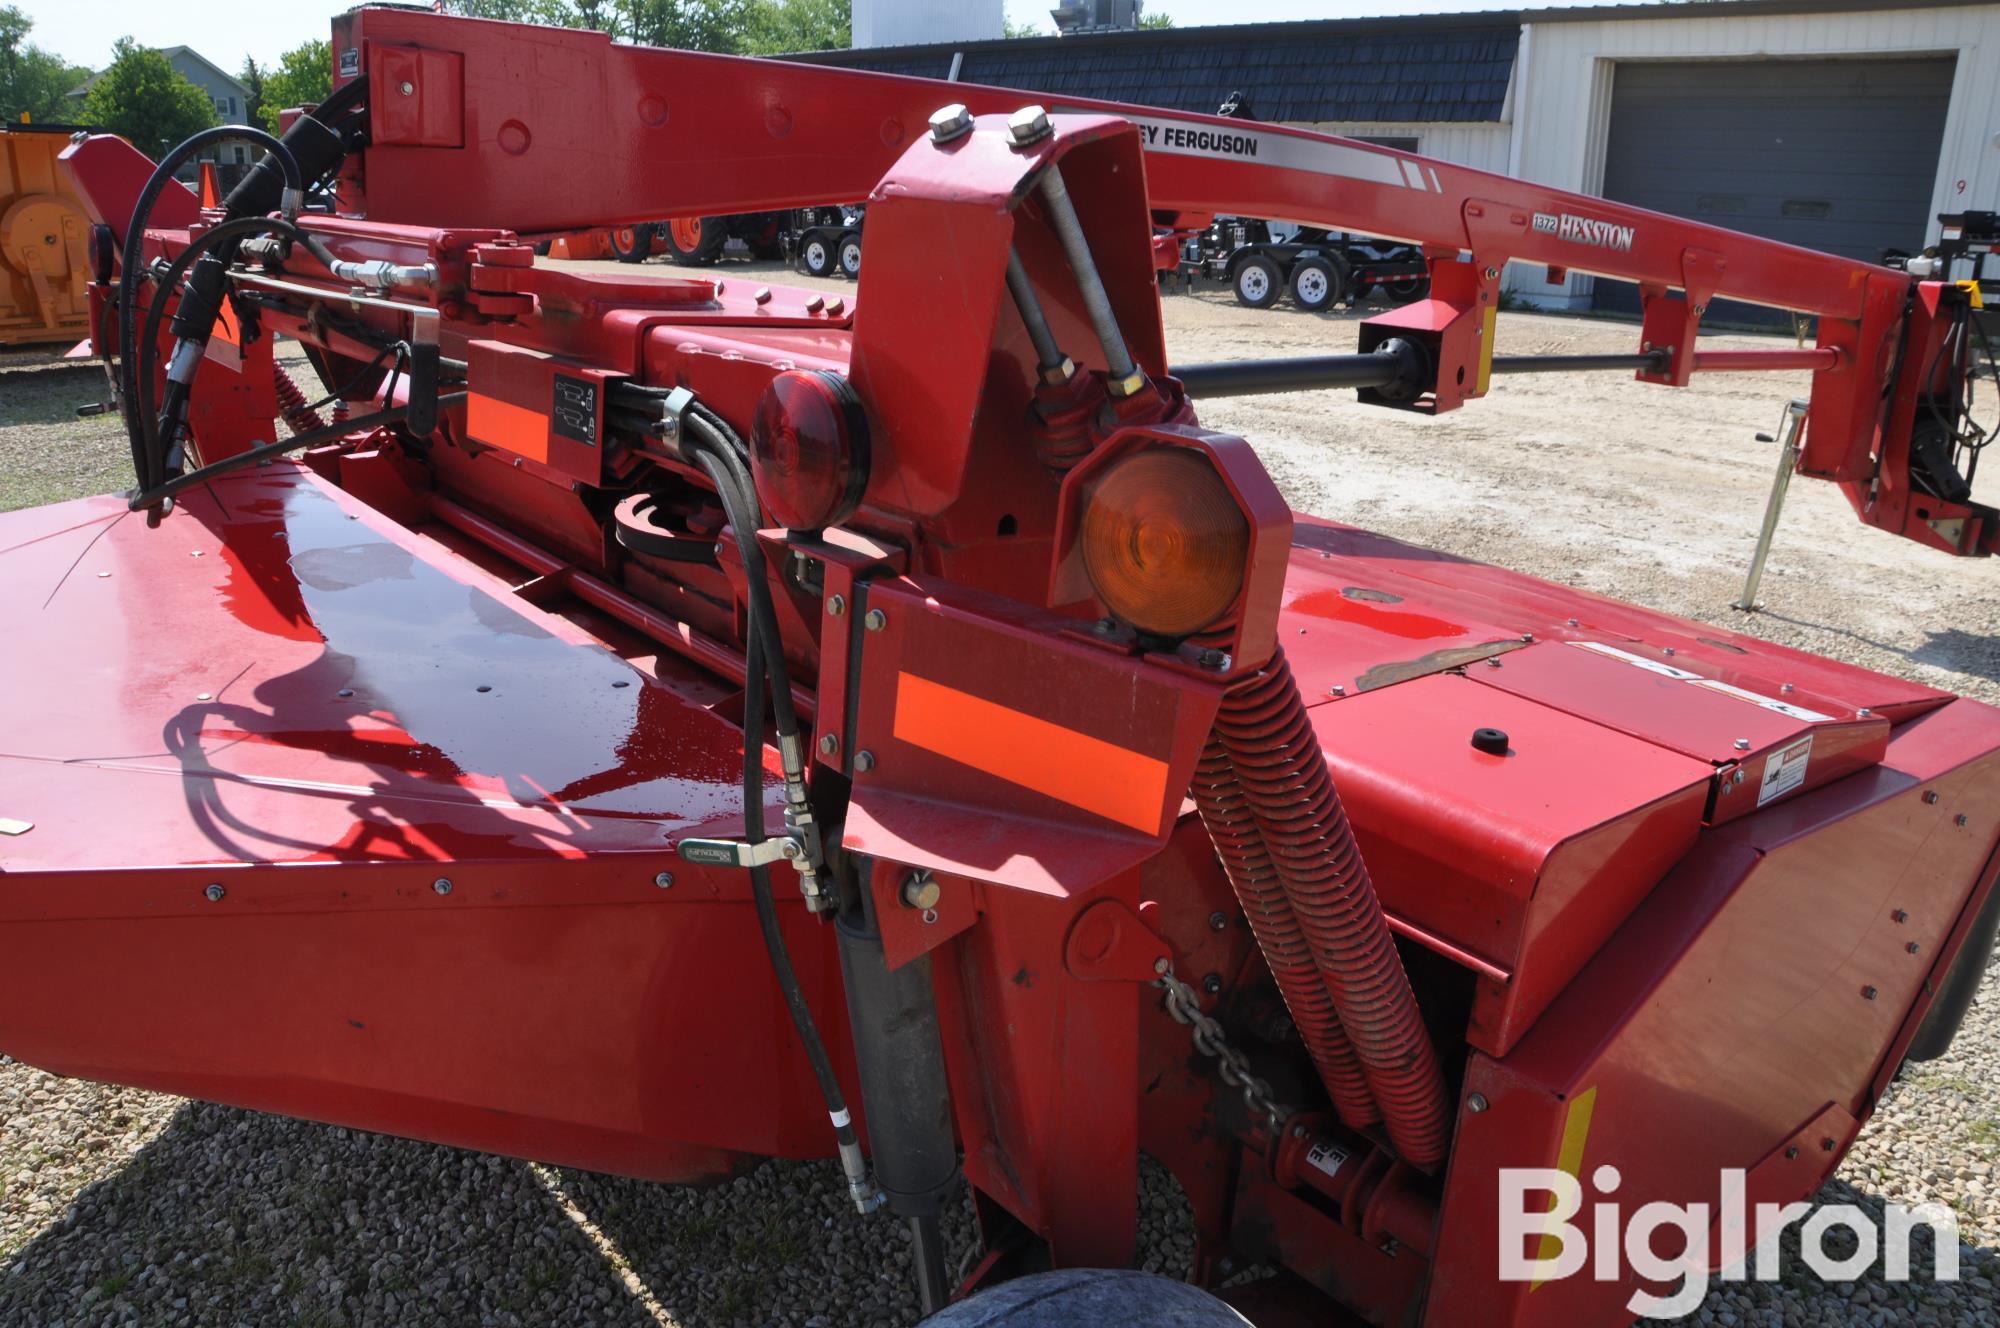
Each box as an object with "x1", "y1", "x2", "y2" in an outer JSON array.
[
  {"x1": 1505, "y1": 3, "x2": 2000, "y2": 307},
  {"x1": 852, "y1": 0, "x2": 1003, "y2": 49},
  {"x1": 1297, "y1": 121, "x2": 1513, "y2": 176}
]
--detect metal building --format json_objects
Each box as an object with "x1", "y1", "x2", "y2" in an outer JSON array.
[{"x1": 797, "y1": 0, "x2": 2000, "y2": 314}]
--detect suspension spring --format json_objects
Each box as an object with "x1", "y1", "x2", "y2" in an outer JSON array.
[
  {"x1": 1190, "y1": 739, "x2": 1379, "y2": 1128},
  {"x1": 273, "y1": 361, "x2": 327, "y2": 436},
  {"x1": 1212, "y1": 646, "x2": 1451, "y2": 1170}
]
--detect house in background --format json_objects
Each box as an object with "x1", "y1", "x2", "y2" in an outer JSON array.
[{"x1": 68, "y1": 47, "x2": 254, "y2": 165}]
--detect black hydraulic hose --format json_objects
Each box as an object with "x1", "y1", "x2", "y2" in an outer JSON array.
[
  {"x1": 135, "y1": 215, "x2": 311, "y2": 476},
  {"x1": 128, "y1": 395, "x2": 461, "y2": 511},
  {"x1": 690, "y1": 443, "x2": 869, "y2": 1201},
  {"x1": 117, "y1": 127, "x2": 302, "y2": 483}
]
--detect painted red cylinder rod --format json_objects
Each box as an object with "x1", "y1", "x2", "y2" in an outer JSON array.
[{"x1": 1692, "y1": 346, "x2": 1843, "y2": 373}]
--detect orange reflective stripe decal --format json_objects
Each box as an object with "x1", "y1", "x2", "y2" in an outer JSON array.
[
  {"x1": 469, "y1": 393, "x2": 549, "y2": 461},
  {"x1": 892, "y1": 672, "x2": 1169, "y2": 833}
]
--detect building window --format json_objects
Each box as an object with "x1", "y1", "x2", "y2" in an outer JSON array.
[
  {"x1": 228, "y1": 96, "x2": 237, "y2": 116},
  {"x1": 233, "y1": 147, "x2": 246, "y2": 163},
  {"x1": 1351, "y1": 135, "x2": 1420, "y2": 153}
]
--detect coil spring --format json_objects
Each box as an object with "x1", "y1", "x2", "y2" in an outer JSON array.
[
  {"x1": 1190, "y1": 739, "x2": 1379, "y2": 1129},
  {"x1": 273, "y1": 362, "x2": 327, "y2": 436},
  {"x1": 1213, "y1": 646, "x2": 1451, "y2": 1169}
]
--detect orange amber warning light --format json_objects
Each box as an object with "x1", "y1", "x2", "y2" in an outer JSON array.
[{"x1": 1080, "y1": 447, "x2": 1250, "y2": 636}]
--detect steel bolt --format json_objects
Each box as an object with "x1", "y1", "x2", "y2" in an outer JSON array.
[
  {"x1": 1153, "y1": 956, "x2": 1171, "y2": 975},
  {"x1": 753, "y1": 286, "x2": 772, "y2": 305},
  {"x1": 804, "y1": 294, "x2": 826, "y2": 314},
  {"x1": 1734, "y1": 738, "x2": 1752, "y2": 751},
  {"x1": 1093, "y1": 617, "x2": 1119, "y2": 635},
  {"x1": 1782, "y1": 683, "x2": 1796, "y2": 694},
  {"x1": 854, "y1": 751, "x2": 876, "y2": 773},
  {"x1": 1008, "y1": 104, "x2": 1053, "y2": 145},
  {"x1": 398, "y1": 81, "x2": 415, "y2": 96},
  {"x1": 1483, "y1": 266, "x2": 1499, "y2": 280},
  {"x1": 1329, "y1": 684, "x2": 1347, "y2": 697},
  {"x1": 1923, "y1": 790, "x2": 1940, "y2": 804},
  {"x1": 1907, "y1": 942, "x2": 1921, "y2": 955},
  {"x1": 1861, "y1": 985, "x2": 1878, "y2": 1000},
  {"x1": 864, "y1": 608, "x2": 887, "y2": 632},
  {"x1": 1821, "y1": 1137, "x2": 1836, "y2": 1152},
  {"x1": 1467, "y1": 1093, "x2": 1489, "y2": 1113},
  {"x1": 1858, "y1": 708, "x2": 1874, "y2": 719},
  {"x1": 204, "y1": 883, "x2": 225, "y2": 902},
  {"x1": 826, "y1": 297, "x2": 845, "y2": 316},
  {"x1": 1208, "y1": 911, "x2": 1229, "y2": 932},
  {"x1": 1201, "y1": 973, "x2": 1222, "y2": 995},
  {"x1": 1958, "y1": 814, "x2": 1971, "y2": 827},
  {"x1": 1486, "y1": 656, "x2": 1503, "y2": 668},
  {"x1": 1520, "y1": 633, "x2": 1534, "y2": 644},
  {"x1": 1566, "y1": 617, "x2": 1579, "y2": 628},
  {"x1": 1663, "y1": 646, "x2": 1676, "y2": 657},
  {"x1": 901, "y1": 871, "x2": 942, "y2": 910},
  {"x1": 1291, "y1": 1123, "x2": 1308, "y2": 1139},
  {"x1": 827, "y1": 594, "x2": 846, "y2": 617},
  {"x1": 1786, "y1": 1146, "x2": 1799, "y2": 1159},
  {"x1": 432, "y1": 877, "x2": 453, "y2": 896},
  {"x1": 928, "y1": 103, "x2": 973, "y2": 144},
  {"x1": 818, "y1": 733, "x2": 839, "y2": 756},
  {"x1": 654, "y1": 872, "x2": 674, "y2": 889},
  {"x1": 1893, "y1": 909, "x2": 1909, "y2": 923},
  {"x1": 1197, "y1": 649, "x2": 1231, "y2": 671}
]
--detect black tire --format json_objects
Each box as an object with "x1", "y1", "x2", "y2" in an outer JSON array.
[
  {"x1": 662, "y1": 216, "x2": 728, "y2": 266},
  {"x1": 1288, "y1": 255, "x2": 1346, "y2": 312},
  {"x1": 1384, "y1": 274, "x2": 1430, "y2": 303},
  {"x1": 800, "y1": 229, "x2": 838, "y2": 277},
  {"x1": 921, "y1": 1270, "x2": 1250, "y2": 1327},
  {"x1": 608, "y1": 224, "x2": 653, "y2": 264},
  {"x1": 838, "y1": 230, "x2": 863, "y2": 278},
  {"x1": 1232, "y1": 254, "x2": 1282, "y2": 309}
]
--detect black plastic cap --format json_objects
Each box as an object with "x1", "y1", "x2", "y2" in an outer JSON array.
[{"x1": 1471, "y1": 727, "x2": 1510, "y2": 756}]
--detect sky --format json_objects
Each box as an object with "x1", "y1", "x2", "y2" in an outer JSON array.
[{"x1": 16, "y1": 0, "x2": 1628, "y2": 76}]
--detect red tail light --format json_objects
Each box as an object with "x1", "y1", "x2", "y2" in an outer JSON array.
[{"x1": 749, "y1": 369, "x2": 871, "y2": 532}]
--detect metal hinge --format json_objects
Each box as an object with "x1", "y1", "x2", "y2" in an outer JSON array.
[{"x1": 676, "y1": 835, "x2": 806, "y2": 870}]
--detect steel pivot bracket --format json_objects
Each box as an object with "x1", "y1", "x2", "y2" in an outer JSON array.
[{"x1": 676, "y1": 834, "x2": 806, "y2": 870}]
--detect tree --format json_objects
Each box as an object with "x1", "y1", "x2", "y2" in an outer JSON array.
[
  {"x1": 256, "y1": 39, "x2": 331, "y2": 132},
  {"x1": 1003, "y1": 17, "x2": 1049, "y2": 37},
  {"x1": 1139, "y1": 10, "x2": 1173, "y2": 27},
  {"x1": 238, "y1": 56, "x2": 265, "y2": 129},
  {"x1": 0, "y1": 6, "x2": 90, "y2": 124},
  {"x1": 741, "y1": 0, "x2": 848, "y2": 53},
  {"x1": 80, "y1": 38, "x2": 216, "y2": 156}
]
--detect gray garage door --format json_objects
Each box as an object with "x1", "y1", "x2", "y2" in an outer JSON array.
[{"x1": 1593, "y1": 57, "x2": 1954, "y2": 320}]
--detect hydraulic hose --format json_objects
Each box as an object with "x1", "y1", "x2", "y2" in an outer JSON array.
[
  {"x1": 1212, "y1": 648, "x2": 1451, "y2": 1170},
  {"x1": 1189, "y1": 739, "x2": 1379, "y2": 1130},
  {"x1": 127, "y1": 397, "x2": 452, "y2": 511},
  {"x1": 689, "y1": 440, "x2": 879, "y2": 1213},
  {"x1": 118, "y1": 127, "x2": 303, "y2": 486}
]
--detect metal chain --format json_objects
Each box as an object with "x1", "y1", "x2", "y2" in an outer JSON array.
[{"x1": 1156, "y1": 964, "x2": 1294, "y2": 1135}]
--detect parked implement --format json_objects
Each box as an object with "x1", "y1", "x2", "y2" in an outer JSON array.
[
  {"x1": 9, "y1": 9, "x2": 1998, "y2": 1327},
  {"x1": 0, "y1": 122, "x2": 93, "y2": 346},
  {"x1": 1186, "y1": 216, "x2": 1430, "y2": 311}
]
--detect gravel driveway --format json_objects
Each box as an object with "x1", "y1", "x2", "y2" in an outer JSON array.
[{"x1": 1, "y1": 264, "x2": 1995, "y2": 1327}]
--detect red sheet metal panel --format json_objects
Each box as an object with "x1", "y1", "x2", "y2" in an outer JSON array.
[
  {"x1": 1469, "y1": 639, "x2": 1890, "y2": 824},
  {"x1": 0, "y1": 467, "x2": 870, "y2": 1176},
  {"x1": 1306, "y1": 672, "x2": 1712, "y2": 1054},
  {"x1": 1426, "y1": 699, "x2": 2000, "y2": 1326}
]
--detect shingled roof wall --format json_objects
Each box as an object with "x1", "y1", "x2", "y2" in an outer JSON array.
[{"x1": 786, "y1": 18, "x2": 1521, "y2": 123}]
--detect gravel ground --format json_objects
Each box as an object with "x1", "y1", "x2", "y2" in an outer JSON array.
[{"x1": 1, "y1": 258, "x2": 1996, "y2": 1327}]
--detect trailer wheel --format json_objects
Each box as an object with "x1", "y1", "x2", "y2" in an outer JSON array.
[
  {"x1": 608, "y1": 225, "x2": 653, "y2": 263},
  {"x1": 838, "y1": 231, "x2": 863, "y2": 278},
  {"x1": 1288, "y1": 256, "x2": 1346, "y2": 312},
  {"x1": 801, "y1": 229, "x2": 837, "y2": 277},
  {"x1": 1232, "y1": 254, "x2": 1282, "y2": 309},
  {"x1": 1384, "y1": 275, "x2": 1431, "y2": 303},
  {"x1": 920, "y1": 1270, "x2": 1249, "y2": 1327},
  {"x1": 663, "y1": 216, "x2": 727, "y2": 266}
]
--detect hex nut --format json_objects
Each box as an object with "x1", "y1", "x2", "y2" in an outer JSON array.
[
  {"x1": 654, "y1": 872, "x2": 674, "y2": 889},
  {"x1": 1008, "y1": 104, "x2": 1053, "y2": 145},
  {"x1": 864, "y1": 608, "x2": 887, "y2": 632},
  {"x1": 432, "y1": 877, "x2": 453, "y2": 896},
  {"x1": 928, "y1": 104, "x2": 972, "y2": 144},
  {"x1": 204, "y1": 883, "x2": 225, "y2": 902}
]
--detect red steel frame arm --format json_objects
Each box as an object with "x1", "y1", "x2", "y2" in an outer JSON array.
[{"x1": 338, "y1": 6, "x2": 1890, "y2": 322}]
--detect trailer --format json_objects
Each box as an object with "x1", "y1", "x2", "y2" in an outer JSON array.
[
  {"x1": 1186, "y1": 216, "x2": 1431, "y2": 311},
  {"x1": 0, "y1": 122, "x2": 94, "y2": 346},
  {"x1": 14, "y1": 9, "x2": 2000, "y2": 1325}
]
